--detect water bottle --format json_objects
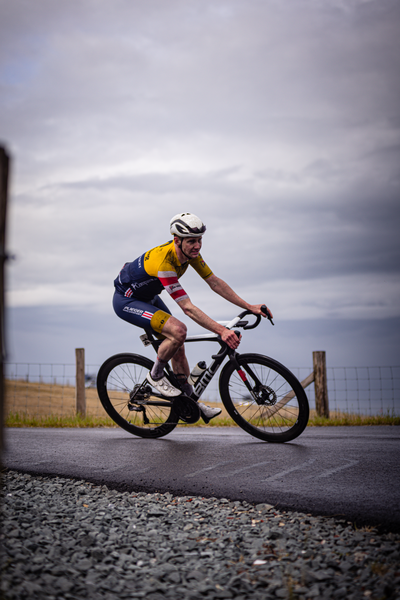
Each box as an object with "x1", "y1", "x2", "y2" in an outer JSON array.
[{"x1": 188, "y1": 361, "x2": 207, "y2": 386}]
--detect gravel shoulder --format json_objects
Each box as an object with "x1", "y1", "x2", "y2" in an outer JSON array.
[{"x1": 1, "y1": 469, "x2": 400, "y2": 600}]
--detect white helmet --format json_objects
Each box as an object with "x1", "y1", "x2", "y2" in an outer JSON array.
[{"x1": 170, "y1": 213, "x2": 206, "y2": 238}]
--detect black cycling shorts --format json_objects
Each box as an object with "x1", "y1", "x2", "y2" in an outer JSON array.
[{"x1": 113, "y1": 292, "x2": 172, "y2": 334}]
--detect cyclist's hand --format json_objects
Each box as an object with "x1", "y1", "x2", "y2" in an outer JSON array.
[
  {"x1": 221, "y1": 328, "x2": 241, "y2": 350},
  {"x1": 250, "y1": 304, "x2": 273, "y2": 319}
]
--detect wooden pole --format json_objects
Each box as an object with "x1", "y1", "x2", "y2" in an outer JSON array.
[
  {"x1": 0, "y1": 147, "x2": 10, "y2": 455},
  {"x1": 313, "y1": 351, "x2": 329, "y2": 418},
  {"x1": 75, "y1": 348, "x2": 86, "y2": 417}
]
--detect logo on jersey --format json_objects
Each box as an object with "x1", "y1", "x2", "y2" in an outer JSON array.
[{"x1": 132, "y1": 281, "x2": 149, "y2": 290}]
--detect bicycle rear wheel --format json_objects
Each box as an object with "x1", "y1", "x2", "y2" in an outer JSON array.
[
  {"x1": 219, "y1": 353, "x2": 309, "y2": 443},
  {"x1": 97, "y1": 353, "x2": 179, "y2": 438}
]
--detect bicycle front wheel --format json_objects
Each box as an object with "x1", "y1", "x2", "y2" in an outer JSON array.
[
  {"x1": 219, "y1": 353, "x2": 309, "y2": 443},
  {"x1": 97, "y1": 353, "x2": 178, "y2": 438}
]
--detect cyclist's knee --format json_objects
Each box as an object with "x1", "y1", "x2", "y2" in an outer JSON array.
[
  {"x1": 163, "y1": 318, "x2": 187, "y2": 345},
  {"x1": 173, "y1": 323, "x2": 187, "y2": 346}
]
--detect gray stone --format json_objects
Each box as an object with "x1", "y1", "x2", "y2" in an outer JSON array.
[
  {"x1": 2, "y1": 469, "x2": 399, "y2": 600},
  {"x1": 56, "y1": 576, "x2": 74, "y2": 592},
  {"x1": 255, "y1": 503, "x2": 274, "y2": 512}
]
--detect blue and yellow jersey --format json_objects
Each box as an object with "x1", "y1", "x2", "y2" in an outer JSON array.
[{"x1": 114, "y1": 240, "x2": 213, "y2": 303}]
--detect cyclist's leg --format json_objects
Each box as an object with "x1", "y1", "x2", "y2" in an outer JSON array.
[
  {"x1": 159, "y1": 318, "x2": 193, "y2": 395},
  {"x1": 146, "y1": 298, "x2": 189, "y2": 385},
  {"x1": 113, "y1": 292, "x2": 187, "y2": 395},
  {"x1": 147, "y1": 297, "x2": 192, "y2": 389},
  {"x1": 150, "y1": 300, "x2": 219, "y2": 418},
  {"x1": 159, "y1": 319, "x2": 188, "y2": 371}
]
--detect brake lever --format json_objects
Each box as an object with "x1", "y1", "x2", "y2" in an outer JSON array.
[{"x1": 261, "y1": 304, "x2": 274, "y2": 326}]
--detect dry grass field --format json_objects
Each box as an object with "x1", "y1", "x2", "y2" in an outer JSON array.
[
  {"x1": 4, "y1": 378, "x2": 229, "y2": 424},
  {"x1": 5, "y1": 379, "x2": 399, "y2": 428},
  {"x1": 5, "y1": 379, "x2": 109, "y2": 419}
]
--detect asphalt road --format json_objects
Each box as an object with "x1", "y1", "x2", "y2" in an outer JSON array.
[{"x1": 3, "y1": 426, "x2": 400, "y2": 532}]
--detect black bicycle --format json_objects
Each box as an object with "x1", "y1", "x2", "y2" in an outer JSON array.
[{"x1": 97, "y1": 307, "x2": 309, "y2": 443}]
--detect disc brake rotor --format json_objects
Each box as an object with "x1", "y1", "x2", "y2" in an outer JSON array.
[{"x1": 257, "y1": 385, "x2": 277, "y2": 406}]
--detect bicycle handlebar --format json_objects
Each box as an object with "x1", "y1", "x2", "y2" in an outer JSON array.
[{"x1": 237, "y1": 305, "x2": 274, "y2": 329}]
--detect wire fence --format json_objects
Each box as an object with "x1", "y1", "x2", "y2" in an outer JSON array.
[
  {"x1": 291, "y1": 366, "x2": 400, "y2": 416},
  {"x1": 4, "y1": 362, "x2": 400, "y2": 418}
]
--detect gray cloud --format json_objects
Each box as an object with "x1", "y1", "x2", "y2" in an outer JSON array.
[{"x1": 1, "y1": 0, "x2": 399, "y2": 365}]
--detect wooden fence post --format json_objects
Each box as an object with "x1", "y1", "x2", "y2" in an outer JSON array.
[
  {"x1": 75, "y1": 348, "x2": 86, "y2": 417},
  {"x1": 313, "y1": 351, "x2": 329, "y2": 418},
  {"x1": 0, "y1": 147, "x2": 10, "y2": 456}
]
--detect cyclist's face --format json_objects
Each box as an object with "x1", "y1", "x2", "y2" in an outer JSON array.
[{"x1": 182, "y1": 236, "x2": 202, "y2": 258}]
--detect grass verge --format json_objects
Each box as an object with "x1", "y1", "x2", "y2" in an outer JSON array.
[
  {"x1": 5, "y1": 412, "x2": 116, "y2": 428},
  {"x1": 5, "y1": 410, "x2": 400, "y2": 428},
  {"x1": 308, "y1": 411, "x2": 400, "y2": 426}
]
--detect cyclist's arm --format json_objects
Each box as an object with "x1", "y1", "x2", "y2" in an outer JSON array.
[
  {"x1": 205, "y1": 274, "x2": 273, "y2": 318},
  {"x1": 177, "y1": 296, "x2": 240, "y2": 349}
]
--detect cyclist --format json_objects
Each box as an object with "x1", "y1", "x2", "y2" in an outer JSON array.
[{"x1": 113, "y1": 213, "x2": 273, "y2": 421}]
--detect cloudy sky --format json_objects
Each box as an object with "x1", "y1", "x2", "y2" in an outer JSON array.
[{"x1": 1, "y1": 0, "x2": 399, "y2": 371}]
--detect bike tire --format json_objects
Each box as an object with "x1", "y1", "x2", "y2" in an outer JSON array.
[
  {"x1": 97, "y1": 353, "x2": 179, "y2": 438},
  {"x1": 219, "y1": 353, "x2": 309, "y2": 443}
]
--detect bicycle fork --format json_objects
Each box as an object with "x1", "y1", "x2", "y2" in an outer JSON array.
[
  {"x1": 228, "y1": 352, "x2": 273, "y2": 406},
  {"x1": 190, "y1": 345, "x2": 261, "y2": 404}
]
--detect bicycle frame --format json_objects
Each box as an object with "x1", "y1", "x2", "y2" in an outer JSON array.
[
  {"x1": 141, "y1": 310, "x2": 268, "y2": 404},
  {"x1": 143, "y1": 330, "x2": 230, "y2": 402}
]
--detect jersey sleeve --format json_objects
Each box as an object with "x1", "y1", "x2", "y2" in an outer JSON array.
[{"x1": 157, "y1": 269, "x2": 188, "y2": 303}]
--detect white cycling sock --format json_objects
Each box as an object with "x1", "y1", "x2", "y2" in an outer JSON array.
[{"x1": 150, "y1": 357, "x2": 168, "y2": 381}]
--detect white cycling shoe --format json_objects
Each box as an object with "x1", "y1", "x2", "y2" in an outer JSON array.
[
  {"x1": 146, "y1": 373, "x2": 182, "y2": 397},
  {"x1": 198, "y1": 403, "x2": 222, "y2": 420}
]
